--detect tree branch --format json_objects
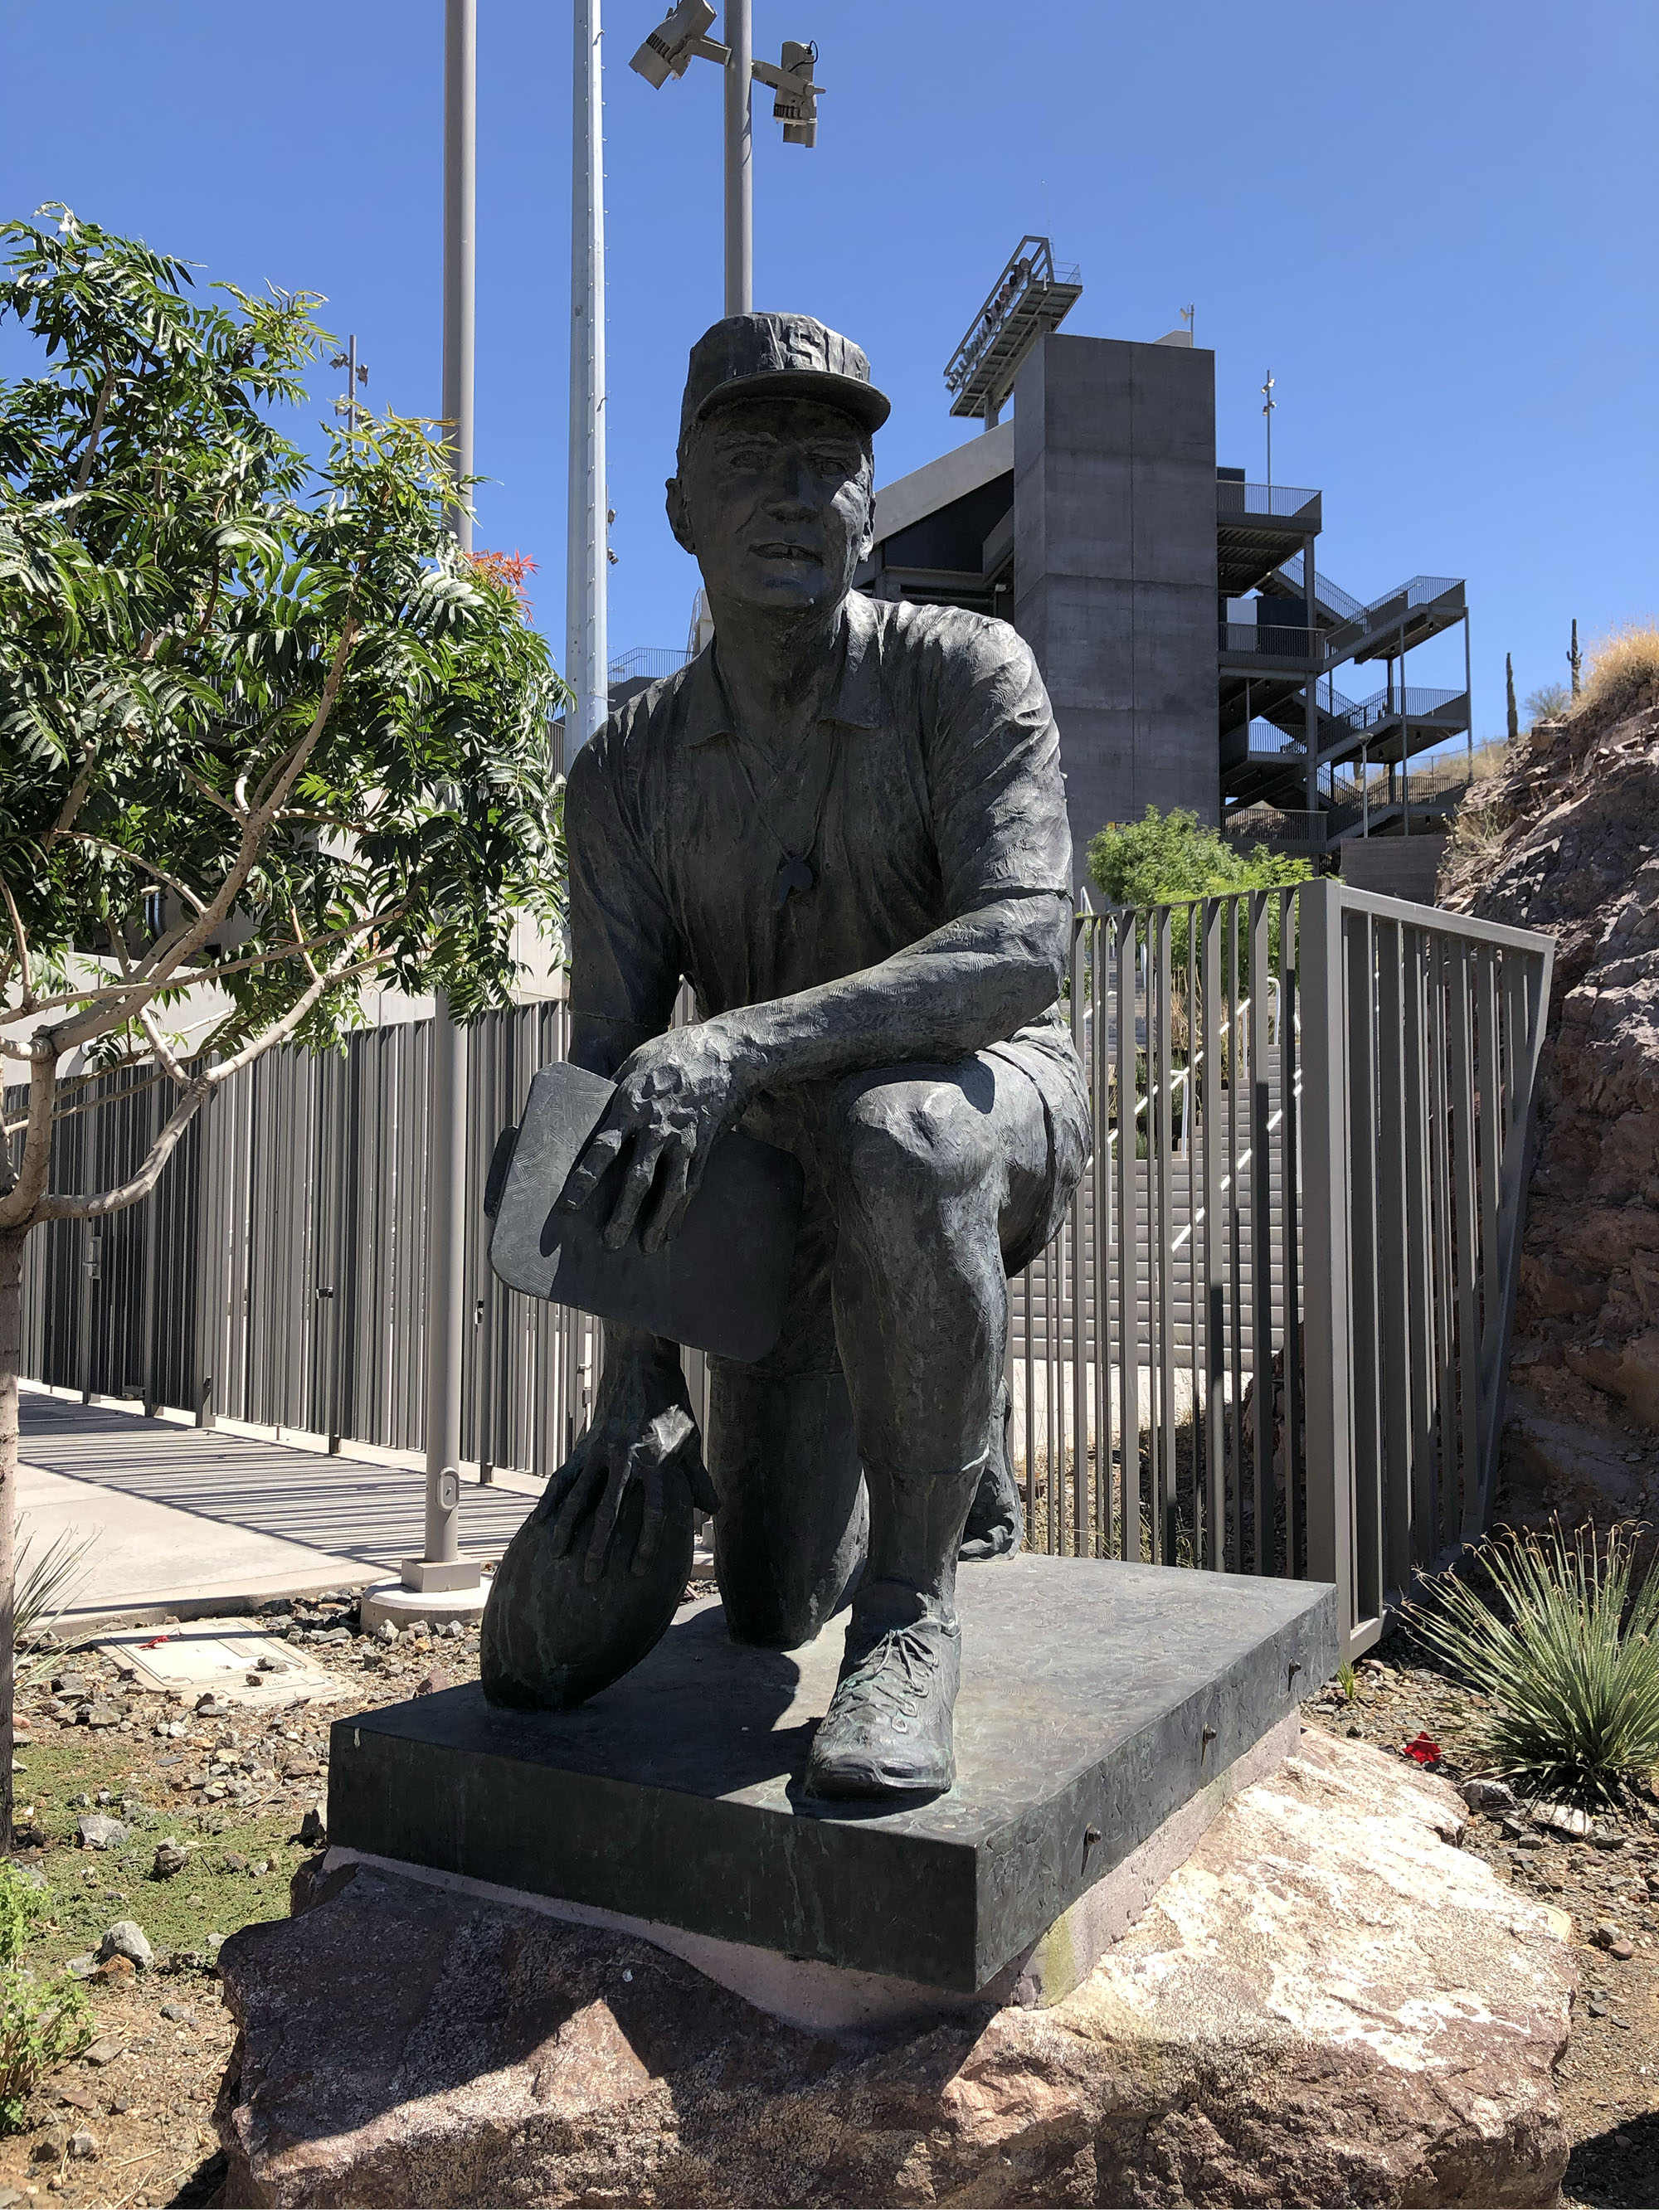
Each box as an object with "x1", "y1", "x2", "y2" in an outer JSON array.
[
  {"x1": 177, "y1": 765, "x2": 247, "y2": 824},
  {"x1": 288, "y1": 898, "x2": 323, "y2": 984},
  {"x1": 190, "y1": 546, "x2": 224, "y2": 640},
  {"x1": 0, "y1": 1038, "x2": 61, "y2": 1229},
  {"x1": 71, "y1": 364, "x2": 117, "y2": 496},
  {"x1": 36, "y1": 1077, "x2": 208, "y2": 1222},
  {"x1": 0, "y1": 880, "x2": 32, "y2": 1011},
  {"x1": 64, "y1": 833, "x2": 207, "y2": 916},
  {"x1": 3, "y1": 1064, "x2": 168, "y2": 1140},
  {"x1": 42, "y1": 744, "x2": 100, "y2": 853},
  {"x1": 135, "y1": 1005, "x2": 193, "y2": 1091},
  {"x1": 202, "y1": 950, "x2": 378, "y2": 1084},
  {"x1": 85, "y1": 597, "x2": 362, "y2": 1013},
  {"x1": 8, "y1": 904, "x2": 407, "y2": 1021}
]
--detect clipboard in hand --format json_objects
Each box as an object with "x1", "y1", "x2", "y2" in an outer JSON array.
[{"x1": 486, "y1": 1061, "x2": 804, "y2": 1364}]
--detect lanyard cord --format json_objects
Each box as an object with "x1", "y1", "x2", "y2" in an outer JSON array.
[{"x1": 726, "y1": 721, "x2": 844, "y2": 907}]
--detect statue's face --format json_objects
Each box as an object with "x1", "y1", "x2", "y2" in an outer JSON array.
[{"x1": 667, "y1": 396, "x2": 873, "y2": 619}]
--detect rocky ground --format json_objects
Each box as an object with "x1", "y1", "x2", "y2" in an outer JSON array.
[
  {"x1": 0, "y1": 1587, "x2": 1652, "y2": 2209},
  {"x1": 1302, "y1": 1615, "x2": 1659, "y2": 2211},
  {"x1": 0, "y1": 1592, "x2": 474, "y2": 2210},
  {"x1": 1438, "y1": 664, "x2": 1659, "y2": 1530}
]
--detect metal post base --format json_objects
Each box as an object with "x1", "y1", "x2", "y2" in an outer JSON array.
[
  {"x1": 360, "y1": 1581, "x2": 487, "y2": 1634},
  {"x1": 400, "y1": 1556, "x2": 484, "y2": 1594}
]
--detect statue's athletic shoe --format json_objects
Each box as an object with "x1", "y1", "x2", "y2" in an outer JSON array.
[{"x1": 804, "y1": 1610, "x2": 961, "y2": 1800}]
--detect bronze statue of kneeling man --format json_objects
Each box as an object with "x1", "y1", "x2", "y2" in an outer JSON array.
[{"x1": 484, "y1": 313, "x2": 1088, "y2": 1801}]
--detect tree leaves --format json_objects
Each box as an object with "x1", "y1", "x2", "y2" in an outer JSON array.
[{"x1": 0, "y1": 208, "x2": 569, "y2": 1118}]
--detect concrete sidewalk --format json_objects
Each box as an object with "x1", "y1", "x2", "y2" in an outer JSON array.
[{"x1": 18, "y1": 1387, "x2": 540, "y2": 1628}]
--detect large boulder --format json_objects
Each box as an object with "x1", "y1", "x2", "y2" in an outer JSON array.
[
  {"x1": 216, "y1": 1732, "x2": 1575, "y2": 2209},
  {"x1": 1439, "y1": 675, "x2": 1659, "y2": 1514}
]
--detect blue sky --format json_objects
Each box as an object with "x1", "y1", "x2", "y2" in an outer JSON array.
[{"x1": 2, "y1": 1, "x2": 1655, "y2": 741}]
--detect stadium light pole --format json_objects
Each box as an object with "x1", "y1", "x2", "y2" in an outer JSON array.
[
  {"x1": 567, "y1": 0, "x2": 610, "y2": 754},
  {"x1": 723, "y1": 0, "x2": 752, "y2": 314},
  {"x1": 398, "y1": 0, "x2": 482, "y2": 1616},
  {"x1": 1261, "y1": 369, "x2": 1275, "y2": 489},
  {"x1": 629, "y1": 2, "x2": 823, "y2": 316}
]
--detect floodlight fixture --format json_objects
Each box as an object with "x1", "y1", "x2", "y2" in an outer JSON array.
[
  {"x1": 328, "y1": 333, "x2": 368, "y2": 435},
  {"x1": 755, "y1": 39, "x2": 820, "y2": 145},
  {"x1": 628, "y1": 0, "x2": 717, "y2": 86},
  {"x1": 629, "y1": 4, "x2": 825, "y2": 312}
]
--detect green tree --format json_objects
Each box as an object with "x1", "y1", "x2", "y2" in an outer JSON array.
[
  {"x1": 0, "y1": 210, "x2": 567, "y2": 1844},
  {"x1": 1086, "y1": 805, "x2": 1311, "y2": 908}
]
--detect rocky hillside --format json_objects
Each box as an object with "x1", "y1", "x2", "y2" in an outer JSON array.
[{"x1": 1438, "y1": 641, "x2": 1659, "y2": 1520}]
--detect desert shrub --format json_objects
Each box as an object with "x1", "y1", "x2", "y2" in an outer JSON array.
[
  {"x1": 1448, "y1": 795, "x2": 1512, "y2": 868},
  {"x1": 0, "y1": 1864, "x2": 89, "y2": 2128},
  {"x1": 1575, "y1": 622, "x2": 1659, "y2": 722},
  {"x1": 1525, "y1": 682, "x2": 1569, "y2": 723},
  {"x1": 1408, "y1": 1519, "x2": 1659, "y2": 1806}
]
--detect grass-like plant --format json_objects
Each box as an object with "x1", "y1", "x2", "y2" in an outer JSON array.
[
  {"x1": 1449, "y1": 795, "x2": 1513, "y2": 868},
  {"x1": 13, "y1": 1521, "x2": 95, "y2": 1685},
  {"x1": 1408, "y1": 1520, "x2": 1659, "y2": 1807},
  {"x1": 1576, "y1": 621, "x2": 1659, "y2": 722},
  {"x1": 0, "y1": 1862, "x2": 88, "y2": 2129}
]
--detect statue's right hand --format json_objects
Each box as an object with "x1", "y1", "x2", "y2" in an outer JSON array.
[{"x1": 542, "y1": 1353, "x2": 716, "y2": 1585}]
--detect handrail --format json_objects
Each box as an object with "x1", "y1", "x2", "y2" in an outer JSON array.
[
  {"x1": 1220, "y1": 622, "x2": 1321, "y2": 662},
  {"x1": 1321, "y1": 882, "x2": 1553, "y2": 951},
  {"x1": 1217, "y1": 481, "x2": 1321, "y2": 520},
  {"x1": 1274, "y1": 551, "x2": 1365, "y2": 622},
  {"x1": 608, "y1": 645, "x2": 689, "y2": 682},
  {"x1": 1401, "y1": 575, "x2": 1461, "y2": 609},
  {"x1": 1334, "y1": 685, "x2": 1464, "y2": 732},
  {"x1": 1272, "y1": 556, "x2": 1463, "y2": 634}
]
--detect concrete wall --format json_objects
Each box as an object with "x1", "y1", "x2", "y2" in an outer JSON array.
[
  {"x1": 1337, "y1": 834, "x2": 1448, "y2": 906},
  {"x1": 1013, "y1": 335, "x2": 1219, "y2": 876}
]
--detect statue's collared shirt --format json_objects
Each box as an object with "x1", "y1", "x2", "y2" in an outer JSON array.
[{"x1": 565, "y1": 591, "x2": 1088, "y2": 1262}]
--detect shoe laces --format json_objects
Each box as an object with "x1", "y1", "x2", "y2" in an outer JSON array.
[{"x1": 836, "y1": 1624, "x2": 944, "y2": 1727}]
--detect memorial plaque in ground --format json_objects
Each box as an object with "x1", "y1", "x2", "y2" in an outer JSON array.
[{"x1": 330, "y1": 1555, "x2": 1336, "y2": 1993}]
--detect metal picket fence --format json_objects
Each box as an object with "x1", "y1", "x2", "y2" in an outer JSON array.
[{"x1": 12, "y1": 881, "x2": 1552, "y2": 1651}]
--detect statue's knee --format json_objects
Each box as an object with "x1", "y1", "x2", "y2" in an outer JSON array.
[
  {"x1": 834, "y1": 1080, "x2": 987, "y2": 1210},
  {"x1": 719, "y1": 1553, "x2": 849, "y2": 1648}
]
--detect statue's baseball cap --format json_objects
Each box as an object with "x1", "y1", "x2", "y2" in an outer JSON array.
[{"x1": 678, "y1": 312, "x2": 891, "y2": 450}]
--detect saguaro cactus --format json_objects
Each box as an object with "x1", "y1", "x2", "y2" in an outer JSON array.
[
  {"x1": 1569, "y1": 619, "x2": 1582, "y2": 698},
  {"x1": 1506, "y1": 653, "x2": 1519, "y2": 740}
]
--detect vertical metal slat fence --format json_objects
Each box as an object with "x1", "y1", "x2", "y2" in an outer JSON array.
[{"x1": 8, "y1": 882, "x2": 1551, "y2": 1650}]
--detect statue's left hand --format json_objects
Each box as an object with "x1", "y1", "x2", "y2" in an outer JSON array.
[
  {"x1": 560, "y1": 1023, "x2": 759, "y2": 1252},
  {"x1": 541, "y1": 1344, "x2": 718, "y2": 1582}
]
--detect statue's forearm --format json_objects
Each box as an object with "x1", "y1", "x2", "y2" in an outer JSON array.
[
  {"x1": 595, "y1": 1322, "x2": 684, "y2": 1404},
  {"x1": 715, "y1": 893, "x2": 1069, "y2": 1091}
]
